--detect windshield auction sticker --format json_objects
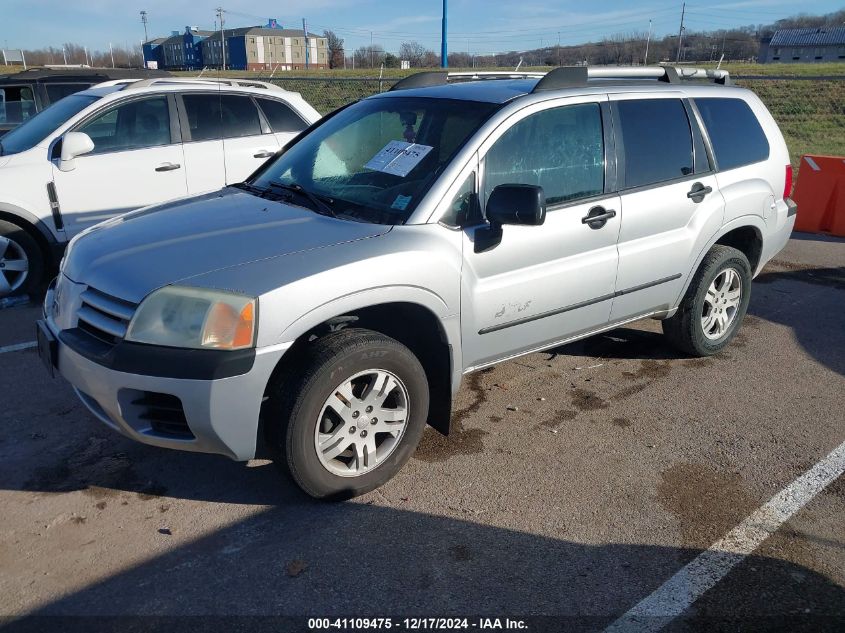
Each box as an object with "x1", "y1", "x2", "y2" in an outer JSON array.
[{"x1": 364, "y1": 141, "x2": 433, "y2": 177}]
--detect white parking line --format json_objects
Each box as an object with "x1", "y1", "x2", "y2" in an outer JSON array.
[
  {"x1": 606, "y1": 439, "x2": 845, "y2": 633},
  {"x1": 0, "y1": 340, "x2": 37, "y2": 354}
]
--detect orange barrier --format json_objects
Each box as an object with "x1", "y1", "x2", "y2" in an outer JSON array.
[{"x1": 792, "y1": 155, "x2": 845, "y2": 237}]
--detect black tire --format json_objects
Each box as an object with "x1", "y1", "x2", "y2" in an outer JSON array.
[
  {"x1": 662, "y1": 245, "x2": 752, "y2": 357},
  {"x1": 0, "y1": 219, "x2": 45, "y2": 299},
  {"x1": 267, "y1": 328, "x2": 429, "y2": 500}
]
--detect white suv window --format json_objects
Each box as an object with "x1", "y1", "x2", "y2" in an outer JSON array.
[
  {"x1": 484, "y1": 103, "x2": 605, "y2": 207},
  {"x1": 77, "y1": 96, "x2": 171, "y2": 154},
  {"x1": 182, "y1": 93, "x2": 262, "y2": 141},
  {"x1": 616, "y1": 99, "x2": 694, "y2": 188}
]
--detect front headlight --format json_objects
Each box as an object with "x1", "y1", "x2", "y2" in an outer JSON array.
[{"x1": 125, "y1": 286, "x2": 256, "y2": 350}]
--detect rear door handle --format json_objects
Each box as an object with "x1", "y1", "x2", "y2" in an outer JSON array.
[
  {"x1": 687, "y1": 183, "x2": 713, "y2": 201},
  {"x1": 253, "y1": 150, "x2": 275, "y2": 158},
  {"x1": 155, "y1": 162, "x2": 181, "y2": 172},
  {"x1": 582, "y1": 206, "x2": 617, "y2": 229}
]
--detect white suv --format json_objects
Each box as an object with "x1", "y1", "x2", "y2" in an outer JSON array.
[{"x1": 0, "y1": 78, "x2": 320, "y2": 298}]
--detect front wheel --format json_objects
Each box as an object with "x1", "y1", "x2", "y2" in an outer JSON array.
[
  {"x1": 267, "y1": 328, "x2": 429, "y2": 500},
  {"x1": 662, "y1": 245, "x2": 752, "y2": 356},
  {"x1": 0, "y1": 219, "x2": 45, "y2": 299}
]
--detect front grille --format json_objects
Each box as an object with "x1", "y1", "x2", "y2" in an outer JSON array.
[
  {"x1": 76, "y1": 287, "x2": 137, "y2": 345},
  {"x1": 129, "y1": 391, "x2": 194, "y2": 439}
]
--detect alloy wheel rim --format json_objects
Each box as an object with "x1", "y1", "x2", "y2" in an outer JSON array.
[
  {"x1": 701, "y1": 268, "x2": 742, "y2": 340},
  {"x1": 314, "y1": 368, "x2": 410, "y2": 477},
  {"x1": 0, "y1": 236, "x2": 29, "y2": 296}
]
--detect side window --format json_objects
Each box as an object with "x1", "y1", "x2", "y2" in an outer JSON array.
[
  {"x1": 694, "y1": 98, "x2": 769, "y2": 171},
  {"x1": 256, "y1": 98, "x2": 307, "y2": 133},
  {"x1": 77, "y1": 96, "x2": 170, "y2": 153},
  {"x1": 218, "y1": 95, "x2": 262, "y2": 138},
  {"x1": 45, "y1": 83, "x2": 91, "y2": 103},
  {"x1": 616, "y1": 99, "x2": 694, "y2": 189},
  {"x1": 483, "y1": 103, "x2": 604, "y2": 207},
  {"x1": 0, "y1": 85, "x2": 36, "y2": 124},
  {"x1": 441, "y1": 172, "x2": 479, "y2": 227},
  {"x1": 182, "y1": 94, "x2": 262, "y2": 141}
]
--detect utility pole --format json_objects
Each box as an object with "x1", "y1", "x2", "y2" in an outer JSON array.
[
  {"x1": 369, "y1": 31, "x2": 373, "y2": 68},
  {"x1": 441, "y1": 0, "x2": 448, "y2": 68},
  {"x1": 558, "y1": 31, "x2": 561, "y2": 66},
  {"x1": 676, "y1": 2, "x2": 686, "y2": 63},
  {"x1": 216, "y1": 7, "x2": 226, "y2": 70},
  {"x1": 644, "y1": 19, "x2": 652, "y2": 65},
  {"x1": 140, "y1": 10, "x2": 149, "y2": 42},
  {"x1": 303, "y1": 18, "x2": 309, "y2": 69},
  {"x1": 84, "y1": 46, "x2": 90, "y2": 66},
  {"x1": 62, "y1": 46, "x2": 67, "y2": 65},
  {"x1": 109, "y1": 42, "x2": 115, "y2": 68}
]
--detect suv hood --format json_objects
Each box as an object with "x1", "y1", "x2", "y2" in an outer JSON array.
[{"x1": 63, "y1": 188, "x2": 391, "y2": 303}]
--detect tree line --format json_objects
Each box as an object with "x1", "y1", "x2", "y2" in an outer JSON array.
[
  {"x1": 324, "y1": 9, "x2": 845, "y2": 69},
  {"x1": 8, "y1": 9, "x2": 843, "y2": 71}
]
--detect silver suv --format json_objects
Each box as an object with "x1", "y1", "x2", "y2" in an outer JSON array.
[{"x1": 37, "y1": 66, "x2": 797, "y2": 499}]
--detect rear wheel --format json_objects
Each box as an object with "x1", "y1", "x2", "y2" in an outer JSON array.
[
  {"x1": 0, "y1": 219, "x2": 44, "y2": 299},
  {"x1": 267, "y1": 328, "x2": 429, "y2": 500},
  {"x1": 662, "y1": 245, "x2": 752, "y2": 356}
]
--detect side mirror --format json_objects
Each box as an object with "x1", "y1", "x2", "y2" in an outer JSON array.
[
  {"x1": 487, "y1": 184, "x2": 546, "y2": 226},
  {"x1": 58, "y1": 132, "x2": 95, "y2": 172},
  {"x1": 474, "y1": 184, "x2": 546, "y2": 253}
]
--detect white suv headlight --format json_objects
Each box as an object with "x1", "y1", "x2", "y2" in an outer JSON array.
[{"x1": 126, "y1": 286, "x2": 256, "y2": 350}]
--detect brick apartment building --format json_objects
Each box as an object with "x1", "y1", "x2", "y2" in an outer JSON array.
[{"x1": 143, "y1": 21, "x2": 328, "y2": 71}]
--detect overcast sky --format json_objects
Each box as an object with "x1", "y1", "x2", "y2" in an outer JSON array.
[{"x1": 2, "y1": 0, "x2": 842, "y2": 55}]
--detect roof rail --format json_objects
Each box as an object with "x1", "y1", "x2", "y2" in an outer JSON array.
[
  {"x1": 390, "y1": 70, "x2": 546, "y2": 91},
  {"x1": 532, "y1": 65, "x2": 731, "y2": 91},
  {"x1": 390, "y1": 65, "x2": 731, "y2": 93},
  {"x1": 107, "y1": 77, "x2": 288, "y2": 92}
]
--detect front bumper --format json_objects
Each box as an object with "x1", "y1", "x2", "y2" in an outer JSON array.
[{"x1": 40, "y1": 314, "x2": 290, "y2": 461}]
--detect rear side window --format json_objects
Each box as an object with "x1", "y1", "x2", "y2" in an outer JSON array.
[
  {"x1": 256, "y1": 98, "x2": 306, "y2": 133},
  {"x1": 182, "y1": 93, "x2": 262, "y2": 141},
  {"x1": 695, "y1": 98, "x2": 769, "y2": 170},
  {"x1": 0, "y1": 85, "x2": 36, "y2": 125},
  {"x1": 616, "y1": 99, "x2": 694, "y2": 189}
]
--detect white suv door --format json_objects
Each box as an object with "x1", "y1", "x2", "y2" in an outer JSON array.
[
  {"x1": 51, "y1": 94, "x2": 187, "y2": 237},
  {"x1": 609, "y1": 95, "x2": 724, "y2": 322},
  {"x1": 178, "y1": 92, "x2": 280, "y2": 193},
  {"x1": 460, "y1": 97, "x2": 621, "y2": 369}
]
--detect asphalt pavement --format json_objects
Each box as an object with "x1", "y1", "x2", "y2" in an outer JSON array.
[{"x1": 0, "y1": 233, "x2": 843, "y2": 632}]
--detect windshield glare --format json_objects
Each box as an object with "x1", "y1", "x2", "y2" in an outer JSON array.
[
  {"x1": 250, "y1": 96, "x2": 497, "y2": 224},
  {"x1": 0, "y1": 94, "x2": 98, "y2": 156}
]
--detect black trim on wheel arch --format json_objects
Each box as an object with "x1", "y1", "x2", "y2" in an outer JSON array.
[
  {"x1": 478, "y1": 273, "x2": 683, "y2": 335},
  {"x1": 58, "y1": 328, "x2": 256, "y2": 380}
]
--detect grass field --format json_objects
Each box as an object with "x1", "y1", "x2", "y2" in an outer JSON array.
[{"x1": 2, "y1": 62, "x2": 843, "y2": 163}]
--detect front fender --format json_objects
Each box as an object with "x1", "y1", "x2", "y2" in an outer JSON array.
[{"x1": 277, "y1": 285, "x2": 463, "y2": 399}]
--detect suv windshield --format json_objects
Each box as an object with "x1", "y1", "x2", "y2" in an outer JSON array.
[
  {"x1": 250, "y1": 96, "x2": 498, "y2": 224},
  {"x1": 0, "y1": 94, "x2": 99, "y2": 156}
]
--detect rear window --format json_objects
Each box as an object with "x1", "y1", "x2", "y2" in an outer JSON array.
[
  {"x1": 616, "y1": 98, "x2": 694, "y2": 189},
  {"x1": 695, "y1": 98, "x2": 769, "y2": 170}
]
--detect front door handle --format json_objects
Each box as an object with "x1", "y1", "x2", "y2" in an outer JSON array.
[
  {"x1": 687, "y1": 182, "x2": 713, "y2": 202},
  {"x1": 155, "y1": 162, "x2": 181, "y2": 172},
  {"x1": 253, "y1": 150, "x2": 275, "y2": 158},
  {"x1": 582, "y1": 206, "x2": 617, "y2": 229}
]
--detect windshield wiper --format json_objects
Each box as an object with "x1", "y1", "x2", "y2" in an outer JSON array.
[{"x1": 267, "y1": 182, "x2": 337, "y2": 218}]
